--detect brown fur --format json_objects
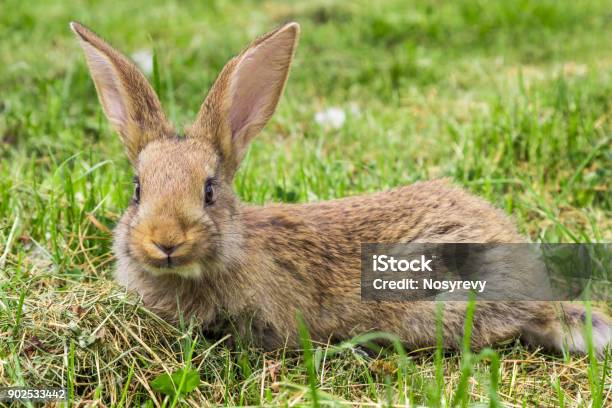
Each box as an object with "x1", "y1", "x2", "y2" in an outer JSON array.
[{"x1": 71, "y1": 22, "x2": 611, "y2": 356}]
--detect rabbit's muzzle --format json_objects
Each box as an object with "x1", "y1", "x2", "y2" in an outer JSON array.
[{"x1": 127, "y1": 212, "x2": 210, "y2": 278}]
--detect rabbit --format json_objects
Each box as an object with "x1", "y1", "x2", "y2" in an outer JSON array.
[{"x1": 70, "y1": 21, "x2": 610, "y2": 356}]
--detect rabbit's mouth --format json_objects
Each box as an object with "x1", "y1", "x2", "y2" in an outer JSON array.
[
  {"x1": 127, "y1": 224, "x2": 214, "y2": 275},
  {"x1": 138, "y1": 249, "x2": 206, "y2": 278},
  {"x1": 142, "y1": 262, "x2": 203, "y2": 279},
  {"x1": 127, "y1": 237, "x2": 210, "y2": 279}
]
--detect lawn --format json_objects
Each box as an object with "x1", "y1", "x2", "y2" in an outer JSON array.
[{"x1": 0, "y1": 0, "x2": 611, "y2": 406}]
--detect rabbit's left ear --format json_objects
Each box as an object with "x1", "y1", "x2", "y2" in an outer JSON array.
[
  {"x1": 191, "y1": 22, "x2": 300, "y2": 177},
  {"x1": 70, "y1": 22, "x2": 173, "y2": 165}
]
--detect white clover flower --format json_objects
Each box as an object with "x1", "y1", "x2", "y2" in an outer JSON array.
[
  {"x1": 131, "y1": 49, "x2": 153, "y2": 75},
  {"x1": 315, "y1": 107, "x2": 346, "y2": 129}
]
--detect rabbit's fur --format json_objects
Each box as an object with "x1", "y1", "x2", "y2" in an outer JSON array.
[{"x1": 71, "y1": 22, "x2": 610, "y2": 355}]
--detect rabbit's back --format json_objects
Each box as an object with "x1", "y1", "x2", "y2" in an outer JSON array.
[{"x1": 245, "y1": 179, "x2": 523, "y2": 245}]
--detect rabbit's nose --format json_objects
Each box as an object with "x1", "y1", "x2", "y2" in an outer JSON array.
[{"x1": 153, "y1": 241, "x2": 181, "y2": 256}]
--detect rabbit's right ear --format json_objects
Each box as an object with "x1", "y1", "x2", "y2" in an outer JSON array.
[
  {"x1": 70, "y1": 22, "x2": 173, "y2": 165},
  {"x1": 190, "y1": 23, "x2": 300, "y2": 178}
]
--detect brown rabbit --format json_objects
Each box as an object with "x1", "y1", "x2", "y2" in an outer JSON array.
[{"x1": 71, "y1": 21, "x2": 610, "y2": 355}]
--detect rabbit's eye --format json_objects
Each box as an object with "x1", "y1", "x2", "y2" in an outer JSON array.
[
  {"x1": 204, "y1": 179, "x2": 215, "y2": 206},
  {"x1": 133, "y1": 177, "x2": 141, "y2": 204}
]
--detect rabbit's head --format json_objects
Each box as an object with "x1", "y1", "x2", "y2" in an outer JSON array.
[{"x1": 71, "y1": 22, "x2": 299, "y2": 277}]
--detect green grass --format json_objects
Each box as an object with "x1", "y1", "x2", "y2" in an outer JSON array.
[{"x1": 0, "y1": 0, "x2": 611, "y2": 406}]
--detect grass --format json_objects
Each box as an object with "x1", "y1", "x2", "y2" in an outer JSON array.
[{"x1": 0, "y1": 0, "x2": 611, "y2": 406}]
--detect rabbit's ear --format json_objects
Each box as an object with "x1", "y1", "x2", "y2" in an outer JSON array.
[
  {"x1": 191, "y1": 22, "x2": 300, "y2": 177},
  {"x1": 70, "y1": 22, "x2": 173, "y2": 165}
]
